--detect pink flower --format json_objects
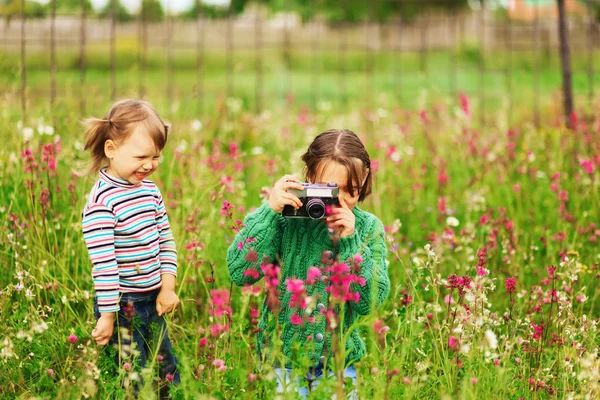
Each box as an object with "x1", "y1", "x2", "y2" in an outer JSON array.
[
  {"x1": 444, "y1": 294, "x2": 454, "y2": 306},
  {"x1": 558, "y1": 190, "x2": 569, "y2": 202},
  {"x1": 68, "y1": 334, "x2": 77, "y2": 344},
  {"x1": 471, "y1": 377, "x2": 478, "y2": 385},
  {"x1": 123, "y1": 362, "x2": 131, "y2": 371},
  {"x1": 286, "y1": 278, "x2": 307, "y2": 308},
  {"x1": 213, "y1": 359, "x2": 225, "y2": 368},
  {"x1": 371, "y1": 367, "x2": 379, "y2": 374},
  {"x1": 237, "y1": 241, "x2": 244, "y2": 250},
  {"x1": 547, "y1": 266, "x2": 557, "y2": 278},
  {"x1": 290, "y1": 313, "x2": 304, "y2": 325},
  {"x1": 530, "y1": 322, "x2": 544, "y2": 340},
  {"x1": 505, "y1": 277, "x2": 517, "y2": 293},
  {"x1": 209, "y1": 289, "x2": 231, "y2": 317},
  {"x1": 243, "y1": 268, "x2": 260, "y2": 280},
  {"x1": 221, "y1": 200, "x2": 234, "y2": 217},
  {"x1": 209, "y1": 323, "x2": 230, "y2": 337},
  {"x1": 306, "y1": 267, "x2": 322, "y2": 285},
  {"x1": 166, "y1": 373, "x2": 175, "y2": 381},
  {"x1": 248, "y1": 373, "x2": 257, "y2": 382},
  {"x1": 325, "y1": 262, "x2": 365, "y2": 303},
  {"x1": 437, "y1": 196, "x2": 447, "y2": 214},
  {"x1": 402, "y1": 376, "x2": 411, "y2": 384},
  {"x1": 46, "y1": 368, "x2": 54, "y2": 377},
  {"x1": 580, "y1": 160, "x2": 594, "y2": 174},
  {"x1": 229, "y1": 143, "x2": 238, "y2": 157},
  {"x1": 373, "y1": 319, "x2": 390, "y2": 337},
  {"x1": 494, "y1": 359, "x2": 500, "y2": 367},
  {"x1": 448, "y1": 336, "x2": 459, "y2": 349},
  {"x1": 460, "y1": 93, "x2": 471, "y2": 118},
  {"x1": 199, "y1": 338, "x2": 208, "y2": 347}
]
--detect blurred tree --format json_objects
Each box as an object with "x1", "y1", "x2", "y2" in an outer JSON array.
[
  {"x1": 182, "y1": 0, "x2": 469, "y2": 21},
  {"x1": 181, "y1": 0, "x2": 250, "y2": 19},
  {"x1": 99, "y1": 0, "x2": 134, "y2": 22},
  {"x1": 54, "y1": 0, "x2": 93, "y2": 14},
  {"x1": 1, "y1": 0, "x2": 48, "y2": 22},
  {"x1": 578, "y1": 0, "x2": 600, "y2": 21},
  {"x1": 141, "y1": 0, "x2": 164, "y2": 22}
]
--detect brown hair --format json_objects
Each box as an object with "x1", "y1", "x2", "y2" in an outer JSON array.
[
  {"x1": 301, "y1": 129, "x2": 372, "y2": 202},
  {"x1": 83, "y1": 99, "x2": 169, "y2": 174}
]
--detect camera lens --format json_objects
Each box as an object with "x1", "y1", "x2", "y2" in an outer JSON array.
[{"x1": 306, "y1": 198, "x2": 326, "y2": 219}]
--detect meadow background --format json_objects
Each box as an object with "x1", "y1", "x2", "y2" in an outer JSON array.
[{"x1": 1, "y1": 1, "x2": 600, "y2": 399}]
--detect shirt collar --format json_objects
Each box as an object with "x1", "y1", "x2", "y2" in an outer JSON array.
[{"x1": 99, "y1": 168, "x2": 138, "y2": 189}]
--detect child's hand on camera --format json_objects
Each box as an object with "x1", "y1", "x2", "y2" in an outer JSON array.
[
  {"x1": 268, "y1": 174, "x2": 305, "y2": 213},
  {"x1": 326, "y1": 196, "x2": 355, "y2": 238},
  {"x1": 92, "y1": 313, "x2": 115, "y2": 346}
]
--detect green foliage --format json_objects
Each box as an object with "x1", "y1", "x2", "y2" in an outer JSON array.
[
  {"x1": 54, "y1": 0, "x2": 93, "y2": 14},
  {"x1": 141, "y1": 0, "x2": 163, "y2": 22},
  {"x1": 98, "y1": 0, "x2": 134, "y2": 22},
  {"x1": 0, "y1": 0, "x2": 48, "y2": 20},
  {"x1": 181, "y1": 0, "x2": 250, "y2": 20}
]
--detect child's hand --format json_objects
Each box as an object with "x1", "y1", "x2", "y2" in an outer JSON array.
[
  {"x1": 326, "y1": 196, "x2": 356, "y2": 238},
  {"x1": 268, "y1": 174, "x2": 304, "y2": 213},
  {"x1": 92, "y1": 313, "x2": 115, "y2": 345},
  {"x1": 156, "y1": 289, "x2": 180, "y2": 316}
]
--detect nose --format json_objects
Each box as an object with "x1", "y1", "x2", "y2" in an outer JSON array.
[{"x1": 142, "y1": 160, "x2": 153, "y2": 170}]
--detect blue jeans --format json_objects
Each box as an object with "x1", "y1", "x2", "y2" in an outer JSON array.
[
  {"x1": 93, "y1": 289, "x2": 180, "y2": 386},
  {"x1": 274, "y1": 365, "x2": 358, "y2": 399}
]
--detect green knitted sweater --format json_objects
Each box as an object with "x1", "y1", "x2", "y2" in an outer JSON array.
[{"x1": 227, "y1": 202, "x2": 390, "y2": 368}]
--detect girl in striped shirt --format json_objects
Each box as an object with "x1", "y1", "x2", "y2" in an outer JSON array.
[{"x1": 81, "y1": 99, "x2": 180, "y2": 391}]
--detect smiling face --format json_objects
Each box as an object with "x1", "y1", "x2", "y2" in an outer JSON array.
[
  {"x1": 309, "y1": 160, "x2": 368, "y2": 211},
  {"x1": 104, "y1": 125, "x2": 161, "y2": 184}
]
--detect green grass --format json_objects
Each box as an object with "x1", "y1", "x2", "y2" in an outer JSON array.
[
  {"x1": 2, "y1": 47, "x2": 600, "y2": 120},
  {"x1": 0, "y1": 55, "x2": 599, "y2": 399}
]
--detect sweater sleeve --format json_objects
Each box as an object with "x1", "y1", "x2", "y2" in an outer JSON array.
[
  {"x1": 227, "y1": 202, "x2": 286, "y2": 286},
  {"x1": 155, "y1": 187, "x2": 178, "y2": 277},
  {"x1": 338, "y1": 215, "x2": 390, "y2": 315},
  {"x1": 82, "y1": 203, "x2": 120, "y2": 313}
]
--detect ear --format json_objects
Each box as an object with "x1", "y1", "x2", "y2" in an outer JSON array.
[{"x1": 104, "y1": 139, "x2": 117, "y2": 159}]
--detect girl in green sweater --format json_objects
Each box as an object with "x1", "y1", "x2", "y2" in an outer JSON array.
[{"x1": 227, "y1": 129, "x2": 390, "y2": 398}]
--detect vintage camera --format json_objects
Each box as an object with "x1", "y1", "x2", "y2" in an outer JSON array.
[{"x1": 282, "y1": 182, "x2": 339, "y2": 219}]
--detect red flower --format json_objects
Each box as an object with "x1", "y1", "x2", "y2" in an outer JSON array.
[{"x1": 504, "y1": 277, "x2": 517, "y2": 293}]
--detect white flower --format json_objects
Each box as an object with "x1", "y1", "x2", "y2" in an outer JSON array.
[
  {"x1": 251, "y1": 147, "x2": 264, "y2": 155},
  {"x1": 32, "y1": 321, "x2": 48, "y2": 333},
  {"x1": 317, "y1": 101, "x2": 331, "y2": 111},
  {"x1": 44, "y1": 126, "x2": 54, "y2": 135},
  {"x1": 424, "y1": 244, "x2": 435, "y2": 257},
  {"x1": 485, "y1": 329, "x2": 498, "y2": 349},
  {"x1": 22, "y1": 127, "x2": 34, "y2": 142},
  {"x1": 191, "y1": 120, "x2": 203, "y2": 132},
  {"x1": 446, "y1": 216, "x2": 460, "y2": 227}
]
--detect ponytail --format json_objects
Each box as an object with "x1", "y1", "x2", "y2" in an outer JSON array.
[{"x1": 83, "y1": 117, "x2": 113, "y2": 175}]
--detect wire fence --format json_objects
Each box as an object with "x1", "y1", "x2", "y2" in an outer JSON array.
[{"x1": 1, "y1": 0, "x2": 599, "y2": 126}]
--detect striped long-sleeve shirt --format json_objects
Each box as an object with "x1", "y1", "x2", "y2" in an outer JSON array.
[{"x1": 82, "y1": 169, "x2": 178, "y2": 313}]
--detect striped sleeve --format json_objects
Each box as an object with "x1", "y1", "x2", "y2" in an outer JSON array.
[
  {"x1": 82, "y1": 203, "x2": 120, "y2": 313},
  {"x1": 155, "y1": 188, "x2": 178, "y2": 277}
]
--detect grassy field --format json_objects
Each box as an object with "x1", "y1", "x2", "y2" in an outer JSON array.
[
  {"x1": 2, "y1": 46, "x2": 600, "y2": 119},
  {"x1": 0, "y1": 55, "x2": 599, "y2": 399}
]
